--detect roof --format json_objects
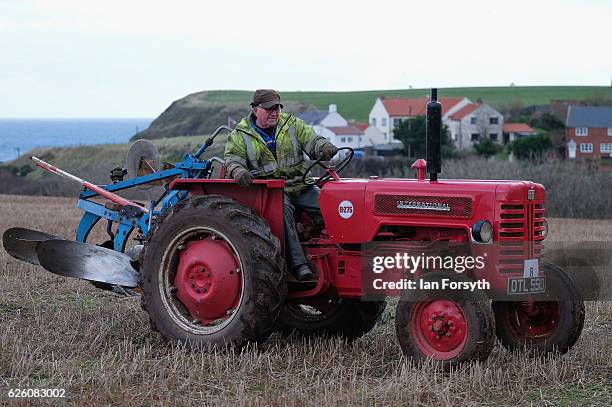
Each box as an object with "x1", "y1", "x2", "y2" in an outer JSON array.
[
  {"x1": 449, "y1": 103, "x2": 481, "y2": 120},
  {"x1": 503, "y1": 123, "x2": 536, "y2": 133},
  {"x1": 327, "y1": 125, "x2": 363, "y2": 135},
  {"x1": 380, "y1": 96, "x2": 465, "y2": 117},
  {"x1": 296, "y1": 110, "x2": 328, "y2": 125},
  {"x1": 566, "y1": 106, "x2": 612, "y2": 127},
  {"x1": 353, "y1": 121, "x2": 369, "y2": 131}
]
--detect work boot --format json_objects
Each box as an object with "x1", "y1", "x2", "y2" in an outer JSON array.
[{"x1": 293, "y1": 264, "x2": 313, "y2": 281}]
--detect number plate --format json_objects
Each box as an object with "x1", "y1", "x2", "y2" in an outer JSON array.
[
  {"x1": 507, "y1": 277, "x2": 545, "y2": 294},
  {"x1": 523, "y1": 259, "x2": 539, "y2": 277}
]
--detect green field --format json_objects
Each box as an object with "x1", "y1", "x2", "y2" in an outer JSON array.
[{"x1": 199, "y1": 86, "x2": 610, "y2": 121}]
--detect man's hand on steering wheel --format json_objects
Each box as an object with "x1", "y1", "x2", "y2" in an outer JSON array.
[
  {"x1": 319, "y1": 144, "x2": 339, "y2": 161},
  {"x1": 303, "y1": 147, "x2": 354, "y2": 186}
]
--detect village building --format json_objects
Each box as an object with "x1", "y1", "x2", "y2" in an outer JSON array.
[
  {"x1": 565, "y1": 106, "x2": 612, "y2": 159},
  {"x1": 298, "y1": 105, "x2": 386, "y2": 150},
  {"x1": 445, "y1": 103, "x2": 505, "y2": 149},
  {"x1": 502, "y1": 123, "x2": 537, "y2": 144},
  {"x1": 368, "y1": 96, "x2": 505, "y2": 150}
]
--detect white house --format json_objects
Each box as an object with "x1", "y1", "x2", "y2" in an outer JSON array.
[
  {"x1": 354, "y1": 122, "x2": 386, "y2": 146},
  {"x1": 298, "y1": 104, "x2": 347, "y2": 134},
  {"x1": 368, "y1": 96, "x2": 470, "y2": 143},
  {"x1": 446, "y1": 103, "x2": 505, "y2": 149},
  {"x1": 298, "y1": 105, "x2": 370, "y2": 149},
  {"x1": 324, "y1": 125, "x2": 366, "y2": 149}
]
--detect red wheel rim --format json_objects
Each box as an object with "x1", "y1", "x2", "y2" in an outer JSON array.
[
  {"x1": 411, "y1": 299, "x2": 468, "y2": 360},
  {"x1": 174, "y1": 238, "x2": 242, "y2": 325},
  {"x1": 506, "y1": 301, "x2": 561, "y2": 339}
]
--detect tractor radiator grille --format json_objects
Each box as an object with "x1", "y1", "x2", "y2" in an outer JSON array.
[
  {"x1": 499, "y1": 204, "x2": 525, "y2": 238},
  {"x1": 374, "y1": 195, "x2": 472, "y2": 218},
  {"x1": 497, "y1": 202, "x2": 546, "y2": 273}
]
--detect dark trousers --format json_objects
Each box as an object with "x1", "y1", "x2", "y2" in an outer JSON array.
[{"x1": 283, "y1": 186, "x2": 321, "y2": 270}]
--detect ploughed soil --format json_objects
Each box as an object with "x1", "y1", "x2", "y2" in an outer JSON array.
[{"x1": 1, "y1": 195, "x2": 610, "y2": 406}]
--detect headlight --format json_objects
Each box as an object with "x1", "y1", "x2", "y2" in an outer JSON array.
[{"x1": 472, "y1": 220, "x2": 493, "y2": 243}]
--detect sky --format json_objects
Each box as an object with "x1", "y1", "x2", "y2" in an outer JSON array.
[{"x1": 0, "y1": 0, "x2": 610, "y2": 118}]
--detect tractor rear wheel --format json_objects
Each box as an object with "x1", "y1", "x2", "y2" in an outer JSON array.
[
  {"x1": 492, "y1": 261, "x2": 584, "y2": 356},
  {"x1": 395, "y1": 271, "x2": 495, "y2": 367},
  {"x1": 277, "y1": 298, "x2": 386, "y2": 340},
  {"x1": 141, "y1": 195, "x2": 286, "y2": 347}
]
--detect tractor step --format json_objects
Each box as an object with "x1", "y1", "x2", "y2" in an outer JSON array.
[{"x1": 285, "y1": 272, "x2": 318, "y2": 292}]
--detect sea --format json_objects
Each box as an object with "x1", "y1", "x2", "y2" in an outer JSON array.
[{"x1": 0, "y1": 118, "x2": 153, "y2": 163}]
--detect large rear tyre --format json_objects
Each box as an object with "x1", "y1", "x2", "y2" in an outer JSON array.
[
  {"x1": 141, "y1": 195, "x2": 286, "y2": 347},
  {"x1": 492, "y1": 261, "x2": 585, "y2": 356},
  {"x1": 395, "y1": 271, "x2": 495, "y2": 368},
  {"x1": 277, "y1": 298, "x2": 386, "y2": 340}
]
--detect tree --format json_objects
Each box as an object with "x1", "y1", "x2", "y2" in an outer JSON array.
[
  {"x1": 508, "y1": 134, "x2": 553, "y2": 160},
  {"x1": 530, "y1": 112, "x2": 564, "y2": 132},
  {"x1": 473, "y1": 139, "x2": 500, "y2": 158},
  {"x1": 393, "y1": 116, "x2": 454, "y2": 158}
]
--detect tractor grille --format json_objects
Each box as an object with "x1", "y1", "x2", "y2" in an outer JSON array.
[
  {"x1": 499, "y1": 204, "x2": 526, "y2": 238},
  {"x1": 374, "y1": 195, "x2": 472, "y2": 218},
  {"x1": 498, "y1": 202, "x2": 546, "y2": 273},
  {"x1": 532, "y1": 203, "x2": 546, "y2": 240}
]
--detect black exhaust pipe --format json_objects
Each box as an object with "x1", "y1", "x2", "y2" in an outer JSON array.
[{"x1": 426, "y1": 88, "x2": 442, "y2": 182}]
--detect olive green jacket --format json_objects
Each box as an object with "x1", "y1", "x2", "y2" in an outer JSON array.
[{"x1": 224, "y1": 112, "x2": 331, "y2": 194}]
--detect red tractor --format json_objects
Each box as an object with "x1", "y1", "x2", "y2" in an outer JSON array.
[
  {"x1": 3, "y1": 90, "x2": 584, "y2": 367},
  {"x1": 137, "y1": 92, "x2": 584, "y2": 367}
]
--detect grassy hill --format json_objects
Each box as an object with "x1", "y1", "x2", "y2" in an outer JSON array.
[
  {"x1": 0, "y1": 135, "x2": 228, "y2": 195},
  {"x1": 191, "y1": 86, "x2": 610, "y2": 121},
  {"x1": 132, "y1": 97, "x2": 312, "y2": 141},
  {"x1": 133, "y1": 86, "x2": 610, "y2": 140}
]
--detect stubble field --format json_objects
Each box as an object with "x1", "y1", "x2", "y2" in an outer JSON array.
[{"x1": 0, "y1": 195, "x2": 610, "y2": 406}]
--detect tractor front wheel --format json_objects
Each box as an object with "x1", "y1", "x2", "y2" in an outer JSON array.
[
  {"x1": 492, "y1": 261, "x2": 584, "y2": 356},
  {"x1": 141, "y1": 195, "x2": 286, "y2": 347},
  {"x1": 395, "y1": 271, "x2": 495, "y2": 367}
]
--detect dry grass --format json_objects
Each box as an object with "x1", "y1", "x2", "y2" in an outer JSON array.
[{"x1": 0, "y1": 195, "x2": 610, "y2": 406}]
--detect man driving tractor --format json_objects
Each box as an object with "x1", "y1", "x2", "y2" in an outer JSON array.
[{"x1": 224, "y1": 89, "x2": 338, "y2": 281}]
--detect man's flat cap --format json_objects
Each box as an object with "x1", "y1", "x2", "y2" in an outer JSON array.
[{"x1": 251, "y1": 89, "x2": 283, "y2": 108}]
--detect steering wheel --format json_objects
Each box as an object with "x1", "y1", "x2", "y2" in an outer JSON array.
[{"x1": 302, "y1": 147, "x2": 354, "y2": 186}]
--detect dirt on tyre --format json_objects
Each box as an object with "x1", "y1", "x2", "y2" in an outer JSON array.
[
  {"x1": 395, "y1": 271, "x2": 495, "y2": 368},
  {"x1": 492, "y1": 261, "x2": 585, "y2": 356},
  {"x1": 277, "y1": 298, "x2": 387, "y2": 340},
  {"x1": 141, "y1": 195, "x2": 286, "y2": 348}
]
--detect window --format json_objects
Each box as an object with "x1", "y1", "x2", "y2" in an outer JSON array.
[
  {"x1": 576, "y1": 127, "x2": 588, "y2": 136},
  {"x1": 470, "y1": 117, "x2": 477, "y2": 125},
  {"x1": 340, "y1": 137, "x2": 346, "y2": 143},
  {"x1": 489, "y1": 133, "x2": 498, "y2": 141},
  {"x1": 371, "y1": 118, "x2": 376, "y2": 126},
  {"x1": 580, "y1": 143, "x2": 593, "y2": 153},
  {"x1": 381, "y1": 118, "x2": 387, "y2": 127},
  {"x1": 489, "y1": 117, "x2": 499, "y2": 125},
  {"x1": 347, "y1": 137, "x2": 353, "y2": 142},
  {"x1": 608, "y1": 127, "x2": 612, "y2": 136},
  {"x1": 393, "y1": 118, "x2": 402, "y2": 127},
  {"x1": 359, "y1": 136, "x2": 363, "y2": 142},
  {"x1": 471, "y1": 133, "x2": 480, "y2": 141},
  {"x1": 601, "y1": 143, "x2": 612, "y2": 153}
]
